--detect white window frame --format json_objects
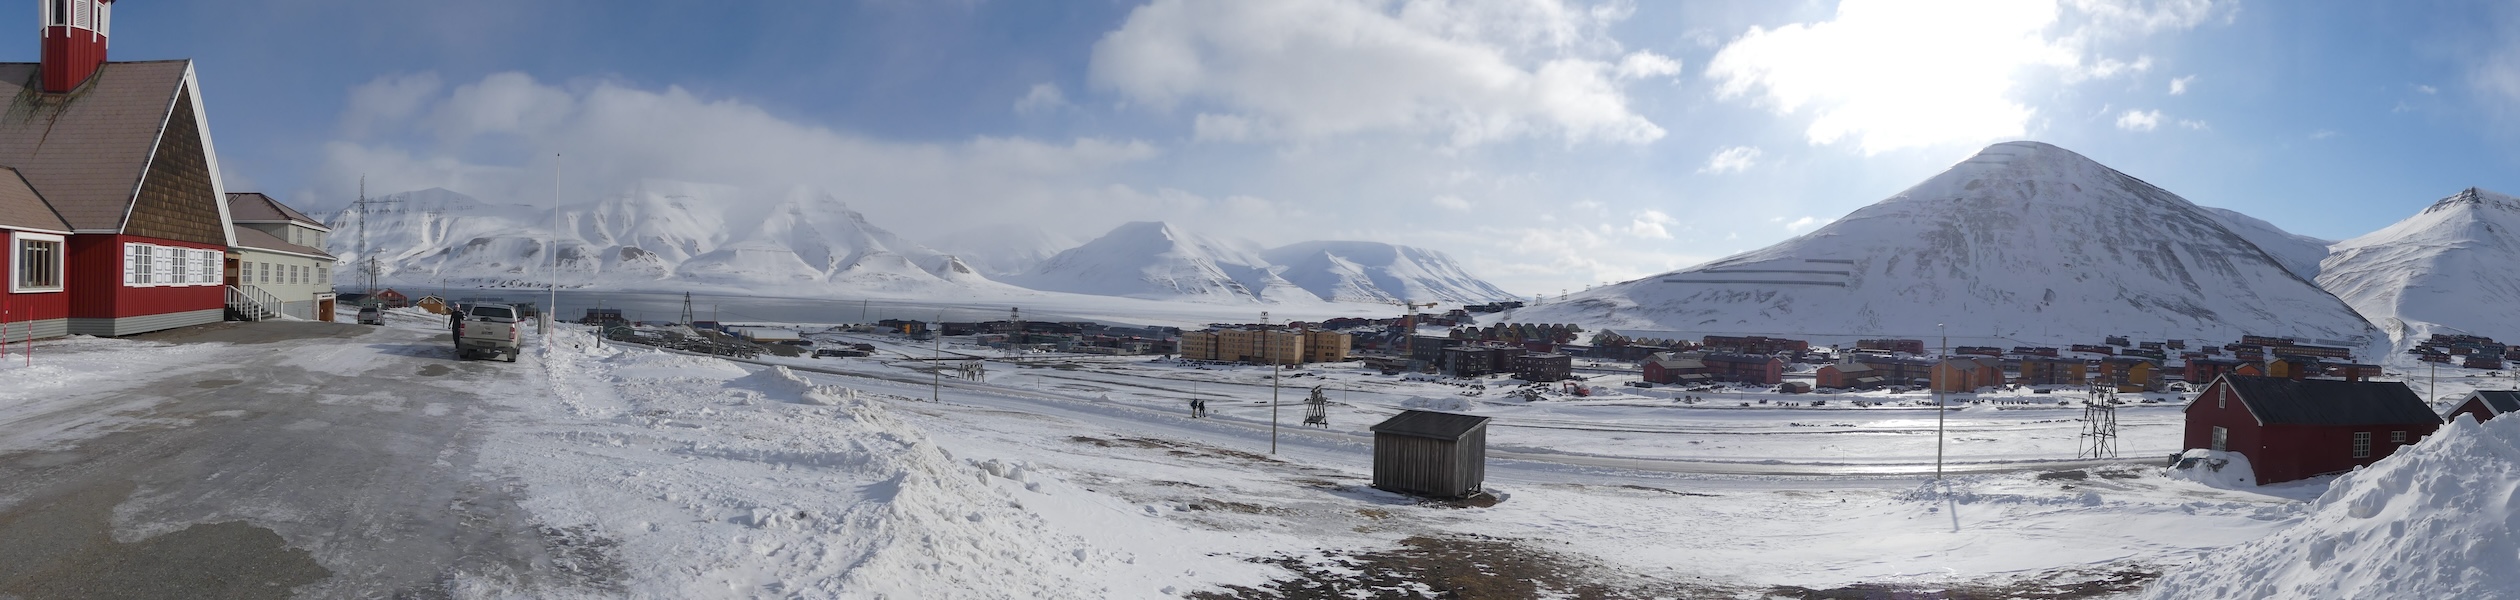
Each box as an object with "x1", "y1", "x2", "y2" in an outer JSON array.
[
  {"x1": 130, "y1": 243, "x2": 153, "y2": 286},
  {"x1": 169, "y1": 245, "x2": 189, "y2": 285},
  {"x1": 2391, "y1": 430, "x2": 2407, "y2": 444},
  {"x1": 2352, "y1": 432, "x2": 2372, "y2": 459},
  {"x1": 70, "y1": 0, "x2": 86, "y2": 29},
  {"x1": 11, "y1": 231, "x2": 64, "y2": 293},
  {"x1": 2210, "y1": 426, "x2": 2227, "y2": 452}
]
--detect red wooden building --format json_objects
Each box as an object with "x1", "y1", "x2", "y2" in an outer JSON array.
[
  {"x1": 1699, "y1": 353, "x2": 1782, "y2": 385},
  {"x1": 2445, "y1": 390, "x2": 2520, "y2": 424},
  {"x1": 1, "y1": 0, "x2": 235, "y2": 337},
  {"x1": 1640, "y1": 354, "x2": 1711, "y2": 386},
  {"x1": 2, "y1": 167, "x2": 70, "y2": 341},
  {"x1": 2183, "y1": 376, "x2": 2442, "y2": 485}
]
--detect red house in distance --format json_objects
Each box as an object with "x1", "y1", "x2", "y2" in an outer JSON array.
[
  {"x1": 2445, "y1": 391, "x2": 2520, "y2": 424},
  {"x1": 2183, "y1": 375, "x2": 2442, "y2": 485}
]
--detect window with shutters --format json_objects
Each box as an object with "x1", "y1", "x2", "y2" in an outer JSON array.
[
  {"x1": 2352, "y1": 432, "x2": 2372, "y2": 459},
  {"x1": 170, "y1": 247, "x2": 189, "y2": 285},
  {"x1": 132, "y1": 244, "x2": 154, "y2": 286},
  {"x1": 12, "y1": 233, "x2": 62, "y2": 292}
]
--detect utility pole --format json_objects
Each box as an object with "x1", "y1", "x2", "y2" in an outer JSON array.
[
  {"x1": 1267, "y1": 311, "x2": 1280, "y2": 454},
  {"x1": 546, "y1": 153, "x2": 561, "y2": 338},
  {"x1": 933, "y1": 310, "x2": 944, "y2": 403},
  {"x1": 350, "y1": 176, "x2": 402, "y2": 297},
  {"x1": 1936, "y1": 323, "x2": 1948, "y2": 482}
]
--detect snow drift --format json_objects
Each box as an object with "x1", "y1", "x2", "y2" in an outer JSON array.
[
  {"x1": 2144, "y1": 414, "x2": 2520, "y2": 599},
  {"x1": 1504, "y1": 141, "x2": 2383, "y2": 353}
]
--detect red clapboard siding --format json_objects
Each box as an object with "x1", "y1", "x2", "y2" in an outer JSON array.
[{"x1": 66, "y1": 234, "x2": 223, "y2": 319}]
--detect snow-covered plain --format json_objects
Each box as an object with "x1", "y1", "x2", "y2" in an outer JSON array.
[{"x1": 0, "y1": 320, "x2": 2382, "y2": 597}]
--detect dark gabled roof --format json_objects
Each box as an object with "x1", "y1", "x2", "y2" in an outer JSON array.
[
  {"x1": 0, "y1": 61, "x2": 194, "y2": 231},
  {"x1": 225, "y1": 192, "x2": 325, "y2": 229},
  {"x1": 2468, "y1": 391, "x2": 2520, "y2": 415},
  {"x1": 0, "y1": 166, "x2": 67, "y2": 232},
  {"x1": 1371, "y1": 410, "x2": 1490, "y2": 441},
  {"x1": 2222, "y1": 376, "x2": 2441, "y2": 427},
  {"x1": 230, "y1": 225, "x2": 332, "y2": 259}
]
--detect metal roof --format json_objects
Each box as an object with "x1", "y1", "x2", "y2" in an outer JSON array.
[
  {"x1": 0, "y1": 166, "x2": 66, "y2": 232},
  {"x1": 2468, "y1": 391, "x2": 2520, "y2": 415},
  {"x1": 2221, "y1": 376, "x2": 2441, "y2": 427},
  {"x1": 1371, "y1": 410, "x2": 1490, "y2": 441},
  {"x1": 0, "y1": 61, "x2": 193, "y2": 232},
  {"x1": 229, "y1": 225, "x2": 331, "y2": 259},
  {"x1": 225, "y1": 192, "x2": 325, "y2": 229}
]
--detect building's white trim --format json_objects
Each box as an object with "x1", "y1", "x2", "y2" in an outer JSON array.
[
  {"x1": 185, "y1": 64, "x2": 236, "y2": 249},
  {"x1": 9, "y1": 230, "x2": 65, "y2": 293}
]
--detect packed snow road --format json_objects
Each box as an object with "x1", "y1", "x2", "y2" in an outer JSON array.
[{"x1": 0, "y1": 321, "x2": 590, "y2": 597}]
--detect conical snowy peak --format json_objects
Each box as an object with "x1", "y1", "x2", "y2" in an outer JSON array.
[
  {"x1": 2320, "y1": 187, "x2": 2520, "y2": 347},
  {"x1": 2419, "y1": 187, "x2": 2520, "y2": 214},
  {"x1": 1006, "y1": 221, "x2": 1268, "y2": 303},
  {"x1": 1508, "y1": 140, "x2": 2381, "y2": 353}
]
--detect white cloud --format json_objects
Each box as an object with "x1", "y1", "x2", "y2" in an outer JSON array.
[
  {"x1": 2169, "y1": 74, "x2": 2196, "y2": 95},
  {"x1": 2178, "y1": 118, "x2": 2209, "y2": 130},
  {"x1": 2116, "y1": 109, "x2": 2162, "y2": 131},
  {"x1": 1431, "y1": 195, "x2": 1473, "y2": 211},
  {"x1": 2310, "y1": 129, "x2": 2338, "y2": 140},
  {"x1": 1087, "y1": 0, "x2": 1670, "y2": 147},
  {"x1": 1699, "y1": 146, "x2": 1761, "y2": 174},
  {"x1": 1706, "y1": 0, "x2": 2226, "y2": 155},
  {"x1": 1784, "y1": 216, "x2": 1818, "y2": 232},
  {"x1": 1626, "y1": 209, "x2": 1677, "y2": 239},
  {"x1": 340, "y1": 73, "x2": 443, "y2": 139},
  {"x1": 1014, "y1": 83, "x2": 1069, "y2": 115},
  {"x1": 2416, "y1": 84, "x2": 2438, "y2": 95}
]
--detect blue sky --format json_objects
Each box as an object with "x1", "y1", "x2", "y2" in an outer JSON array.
[{"x1": 25, "y1": 1, "x2": 2520, "y2": 296}]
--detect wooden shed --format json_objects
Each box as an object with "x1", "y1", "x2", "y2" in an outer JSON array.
[
  {"x1": 2184, "y1": 375, "x2": 2441, "y2": 485},
  {"x1": 2446, "y1": 390, "x2": 2520, "y2": 424},
  {"x1": 1370, "y1": 410, "x2": 1491, "y2": 499}
]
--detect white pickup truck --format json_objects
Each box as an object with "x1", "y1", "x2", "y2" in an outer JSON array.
[{"x1": 454, "y1": 303, "x2": 522, "y2": 362}]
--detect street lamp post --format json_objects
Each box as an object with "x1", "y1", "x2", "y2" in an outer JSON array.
[{"x1": 1936, "y1": 323, "x2": 1948, "y2": 482}]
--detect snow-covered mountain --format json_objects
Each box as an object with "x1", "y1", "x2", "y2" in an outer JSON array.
[
  {"x1": 2200, "y1": 206, "x2": 2333, "y2": 281},
  {"x1": 1261, "y1": 241, "x2": 1519, "y2": 304},
  {"x1": 1001, "y1": 221, "x2": 1308, "y2": 304},
  {"x1": 934, "y1": 224, "x2": 1082, "y2": 277},
  {"x1": 1505, "y1": 141, "x2": 2383, "y2": 353},
  {"x1": 1003, "y1": 222, "x2": 1520, "y2": 304},
  {"x1": 325, "y1": 184, "x2": 1019, "y2": 297},
  {"x1": 2317, "y1": 188, "x2": 2520, "y2": 347}
]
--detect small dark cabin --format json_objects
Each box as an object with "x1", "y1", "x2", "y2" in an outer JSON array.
[{"x1": 1370, "y1": 410, "x2": 1491, "y2": 499}]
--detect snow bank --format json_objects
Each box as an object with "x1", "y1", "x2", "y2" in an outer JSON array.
[
  {"x1": 2164, "y1": 448, "x2": 2258, "y2": 489},
  {"x1": 2144, "y1": 414, "x2": 2520, "y2": 599},
  {"x1": 483, "y1": 327, "x2": 1118, "y2": 597}
]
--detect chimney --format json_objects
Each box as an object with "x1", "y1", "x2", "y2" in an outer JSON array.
[{"x1": 39, "y1": 0, "x2": 112, "y2": 93}]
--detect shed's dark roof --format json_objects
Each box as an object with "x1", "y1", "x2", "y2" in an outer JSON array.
[
  {"x1": 0, "y1": 61, "x2": 194, "y2": 231},
  {"x1": 1371, "y1": 410, "x2": 1490, "y2": 441},
  {"x1": 2469, "y1": 391, "x2": 2520, "y2": 415},
  {"x1": 0, "y1": 166, "x2": 66, "y2": 232},
  {"x1": 2223, "y1": 376, "x2": 2441, "y2": 427}
]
